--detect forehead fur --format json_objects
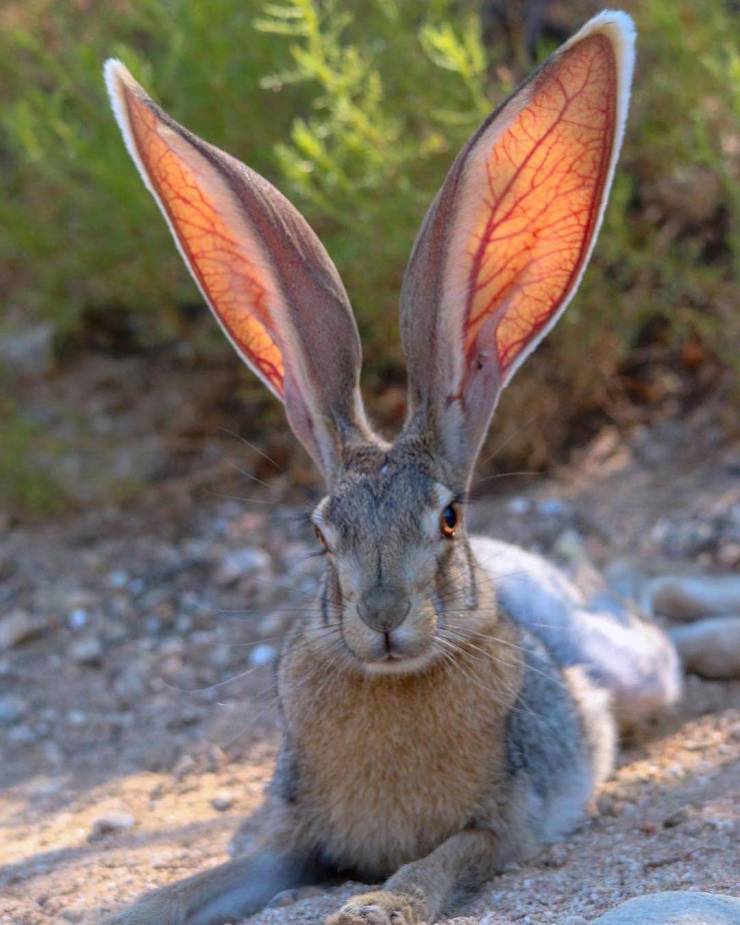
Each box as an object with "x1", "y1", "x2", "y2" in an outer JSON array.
[{"x1": 325, "y1": 437, "x2": 444, "y2": 543}]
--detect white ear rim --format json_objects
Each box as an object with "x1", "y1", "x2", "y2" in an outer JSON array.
[
  {"x1": 105, "y1": 59, "x2": 373, "y2": 481},
  {"x1": 103, "y1": 58, "x2": 286, "y2": 400},
  {"x1": 438, "y1": 11, "x2": 636, "y2": 404},
  {"x1": 497, "y1": 10, "x2": 636, "y2": 390}
]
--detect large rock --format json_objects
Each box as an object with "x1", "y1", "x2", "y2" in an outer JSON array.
[
  {"x1": 592, "y1": 891, "x2": 740, "y2": 925},
  {"x1": 670, "y1": 617, "x2": 740, "y2": 679}
]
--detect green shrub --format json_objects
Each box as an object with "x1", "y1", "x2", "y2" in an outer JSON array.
[
  {"x1": 0, "y1": 0, "x2": 308, "y2": 339},
  {"x1": 0, "y1": 397, "x2": 66, "y2": 515},
  {"x1": 1, "y1": 0, "x2": 737, "y2": 495}
]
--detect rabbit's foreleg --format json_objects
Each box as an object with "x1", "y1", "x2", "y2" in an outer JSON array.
[{"x1": 327, "y1": 829, "x2": 502, "y2": 925}]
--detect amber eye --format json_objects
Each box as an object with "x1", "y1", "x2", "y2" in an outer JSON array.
[
  {"x1": 314, "y1": 524, "x2": 328, "y2": 550},
  {"x1": 440, "y1": 502, "x2": 460, "y2": 539}
]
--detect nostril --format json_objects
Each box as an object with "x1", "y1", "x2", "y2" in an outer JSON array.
[
  {"x1": 396, "y1": 599, "x2": 412, "y2": 624},
  {"x1": 357, "y1": 587, "x2": 411, "y2": 633}
]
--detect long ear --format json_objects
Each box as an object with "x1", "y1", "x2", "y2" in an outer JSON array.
[
  {"x1": 400, "y1": 11, "x2": 634, "y2": 488},
  {"x1": 104, "y1": 60, "x2": 371, "y2": 485}
]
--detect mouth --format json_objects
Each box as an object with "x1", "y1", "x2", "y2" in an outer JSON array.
[
  {"x1": 382, "y1": 633, "x2": 403, "y2": 660},
  {"x1": 360, "y1": 635, "x2": 437, "y2": 676},
  {"x1": 362, "y1": 650, "x2": 437, "y2": 675}
]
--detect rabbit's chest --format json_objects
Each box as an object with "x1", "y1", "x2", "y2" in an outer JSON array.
[{"x1": 282, "y1": 657, "x2": 516, "y2": 877}]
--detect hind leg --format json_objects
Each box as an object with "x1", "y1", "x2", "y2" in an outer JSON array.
[{"x1": 104, "y1": 849, "x2": 328, "y2": 925}]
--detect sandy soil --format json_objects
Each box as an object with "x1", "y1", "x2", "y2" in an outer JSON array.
[{"x1": 1, "y1": 420, "x2": 738, "y2": 925}]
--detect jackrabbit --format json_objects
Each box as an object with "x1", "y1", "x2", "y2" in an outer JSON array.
[{"x1": 103, "y1": 11, "x2": 740, "y2": 925}]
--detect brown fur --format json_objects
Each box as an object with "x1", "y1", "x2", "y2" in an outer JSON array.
[{"x1": 280, "y1": 615, "x2": 523, "y2": 879}]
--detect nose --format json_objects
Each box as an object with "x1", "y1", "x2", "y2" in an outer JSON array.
[{"x1": 357, "y1": 585, "x2": 411, "y2": 633}]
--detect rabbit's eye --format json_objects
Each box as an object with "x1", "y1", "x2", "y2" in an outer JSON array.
[
  {"x1": 314, "y1": 524, "x2": 329, "y2": 551},
  {"x1": 440, "y1": 502, "x2": 460, "y2": 539}
]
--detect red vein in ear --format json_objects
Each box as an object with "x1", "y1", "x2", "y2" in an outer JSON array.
[
  {"x1": 122, "y1": 86, "x2": 285, "y2": 396},
  {"x1": 462, "y1": 34, "x2": 616, "y2": 373}
]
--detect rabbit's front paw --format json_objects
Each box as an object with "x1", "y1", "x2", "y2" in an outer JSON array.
[{"x1": 326, "y1": 890, "x2": 426, "y2": 925}]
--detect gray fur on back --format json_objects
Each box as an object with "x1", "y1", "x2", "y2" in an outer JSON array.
[{"x1": 471, "y1": 537, "x2": 682, "y2": 723}]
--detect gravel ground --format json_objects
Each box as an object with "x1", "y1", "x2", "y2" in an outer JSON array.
[{"x1": 1, "y1": 419, "x2": 738, "y2": 925}]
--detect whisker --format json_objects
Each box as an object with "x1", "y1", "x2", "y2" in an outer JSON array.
[
  {"x1": 470, "y1": 470, "x2": 543, "y2": 489},
  {"x1": 204, "y1": 490, "x2": 285, "y2": 506},
  {"x1": 216, "y1": 427, "x2": 283, "y2": 472},
  {"x1": 475, "y1": 411, "x2": 541, "y2": 469}
]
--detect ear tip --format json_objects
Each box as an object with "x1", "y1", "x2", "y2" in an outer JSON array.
[
  {"x1": 103, "y1": 57, "x2": 128, "y2": 90},
  {"x1": 567, "y1": 9, "x2": 636, "y2": 109},
  {"x1": 577, "y1": 9, "x2": 637, "y2": 58},
  {"x1": 103, "y1": 57, "x2": 147, "y2": 106},
  {"x1": 593, "y1": 9, "x2": 636, "y2": 35}
]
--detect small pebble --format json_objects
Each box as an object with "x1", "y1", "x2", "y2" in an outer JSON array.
[
  {"x1": 7, "y1": 724, "x2": 38, "y2": 745},
  {"x1": 173, "y1": 754, "x2": 197, "y2": 779},
  {"x1": 540, "y1": 843, "x2": 568, "y2": 867},
  {"x1": 60, "y1": 908, "x2": 84, "y2": 923},
  {"x1": 69, "y1": 637, "x2": 104, "y2": 667},
  {"x1": 217, "y1": 547, "x2": 272, "y2": 585},
  {"x1": 259, "y1": 611, "x2": 289, "y2": 636},
  {"x1": 266, "y1": 889, "x2": 299, "y2": 908},
  {"x1": 211, "y1": 791, "x2": 234, "y2": 811},
  {"x1": 207, "y1": 644, "x2": 232, "y2": 669},
  {"x1": 0, "y1": 610, "x2": 45, "y2": 649},
  {"x1": 89, "y1": 812, "x2": 136, "y2": 840},
  {"x1": 553, "y1": 528, "x2": 585, "y2": 561},
  {"x1": 67, "y1": 608, "x2": 89, "y2": 631},
  {"x1": 662, "y1": 807, "x2": 689, "y2": 828},
  {"x1": 0, "y1": 694, "x2": 29, "y2": 726},
  {"x1": 248, "y1": 643, "x2": 278, "y2": 667},
  {"x1": 107, "y1": 570, "x2": 129, "y2": 590},
  {"x1": 717, "y1": 541, "x2": 740, "y2": 567},
  {"x1": 506, "y1": 496, "x2": 531, "y2": 515},
  {"x1": 537, "y1": 497, "x2": 569, "y2": 518}
]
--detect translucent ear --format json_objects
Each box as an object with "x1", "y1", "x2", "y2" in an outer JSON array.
[
  {"x1": 104, "y1": 60, "x2": 370, "y2": 484},
  {"x1": 401, "y1": 11, "x2": 635, "y2": 485}
]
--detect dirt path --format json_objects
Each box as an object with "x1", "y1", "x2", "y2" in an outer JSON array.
[{"x1": 1, "y1": 421, "x2": 738, "y2": 925}]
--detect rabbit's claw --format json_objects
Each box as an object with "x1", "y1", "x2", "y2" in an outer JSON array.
[{"x1": 326, "y1": 891, "x2": 425, "y2": 925}]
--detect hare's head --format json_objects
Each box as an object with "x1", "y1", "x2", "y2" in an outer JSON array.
[{"x1": 105, "y1": 11, "x2": 634, "y2": 675}]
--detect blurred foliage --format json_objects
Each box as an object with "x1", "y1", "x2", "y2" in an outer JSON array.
[
  {"x1": 0, "y1": 0, "x2": 738, "y2": 511},
  {"x1": 0, "y1": 397, "x2": 65, "y2": 515}
]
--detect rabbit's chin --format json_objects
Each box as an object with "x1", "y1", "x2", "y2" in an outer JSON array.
[{"x1": 358, "y1": 648, "x2": 439, "y2": 677}]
